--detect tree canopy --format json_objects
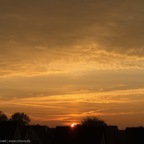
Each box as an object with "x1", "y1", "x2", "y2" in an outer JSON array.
[
  {"x1": 10, "y1": 112, "x2": 30, "y2": 126},
  {"x1": 0, "y1": 111, "x2": 8, "y2": 121},
  {"x1": 80, "y1": 116, "x2": 107, "y2": 127}
]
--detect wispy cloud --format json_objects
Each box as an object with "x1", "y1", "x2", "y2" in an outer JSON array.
[
  {"x1": 1, "y1": 88, "x2": 144, "y2": 127},
  {"x1": 1, "y1": 43, "x2": 144, "y2": 77},
  {"x1": 0, "y1": 0, "x2": 144, "y2": 76}
]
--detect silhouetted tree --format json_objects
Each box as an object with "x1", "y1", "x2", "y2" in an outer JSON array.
[
  {"x1": 80, "y1": 116, "x2": 107, "y2": 127},
  {"x1": 10, "y1": 112, "x2": 30, "y2": 126},
  {"x1": 0, "y1": 111, "x2": 8, "y2": 121}
]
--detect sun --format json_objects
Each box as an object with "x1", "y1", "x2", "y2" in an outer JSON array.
[{"x1": 71, "y1": 123, "x2": 77, "y2": 128}]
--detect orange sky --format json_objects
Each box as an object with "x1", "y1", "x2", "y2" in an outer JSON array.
[{"x1": 0, "y1": 0, "x2": 144, "y2": 129}]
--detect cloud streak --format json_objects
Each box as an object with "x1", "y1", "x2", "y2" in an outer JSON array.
[
  {"x1": 0, "y1": 0, "x2": 144, "y2": 76},
  {"x1": 1, "y1": 88, "x2": 144, "y2": 127}
]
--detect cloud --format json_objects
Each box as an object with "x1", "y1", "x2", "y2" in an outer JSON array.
[
  {"x1": 0, "y1": 0, "x2": 144, "y2": 47},
  {"x1": 0, "y1": 43, "x2": 144, "y2": 77},
  {"x1": 1, "y1": 88, "x2": 144, "y2": 127},
  {"x1": 1, "y1": 0, "x2": 144, "y2": 76},
  {"x1": 0, "y1": 68, "x2": 144, "y2": 101}
]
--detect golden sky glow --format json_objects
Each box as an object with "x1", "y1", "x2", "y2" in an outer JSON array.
[{"x1": 0, "y1": 0, "x2": 144, "y2": 129}]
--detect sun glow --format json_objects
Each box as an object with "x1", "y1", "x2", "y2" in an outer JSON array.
[{"x1": 71, "y1": 123, "x2": 77, "y2": 128}]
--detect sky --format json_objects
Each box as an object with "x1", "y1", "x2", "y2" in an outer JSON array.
[{"x1": 0, "y1": 0, "x2": 144, "y2": 129}]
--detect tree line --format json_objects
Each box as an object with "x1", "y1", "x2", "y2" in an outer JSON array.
[
  {"x1": 0, "y1": 111, "x2": 30, "y2": 126},
  {"x1": 0, "y1": 111, "x2": 107, "y2": 127}
]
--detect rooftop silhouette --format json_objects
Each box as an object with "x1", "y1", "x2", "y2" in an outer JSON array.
[{"x1": 0, "y1": 121, "x2": 144, "y2": 144}]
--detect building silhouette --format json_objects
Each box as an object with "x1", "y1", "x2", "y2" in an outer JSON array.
[{"x1": 0, "y1": 121, "x2": 144, "y2": 144}]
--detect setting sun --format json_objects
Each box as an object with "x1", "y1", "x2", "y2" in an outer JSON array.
[{"x1": 71, "y1": 123, "x2": 77, "y2": 128}]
